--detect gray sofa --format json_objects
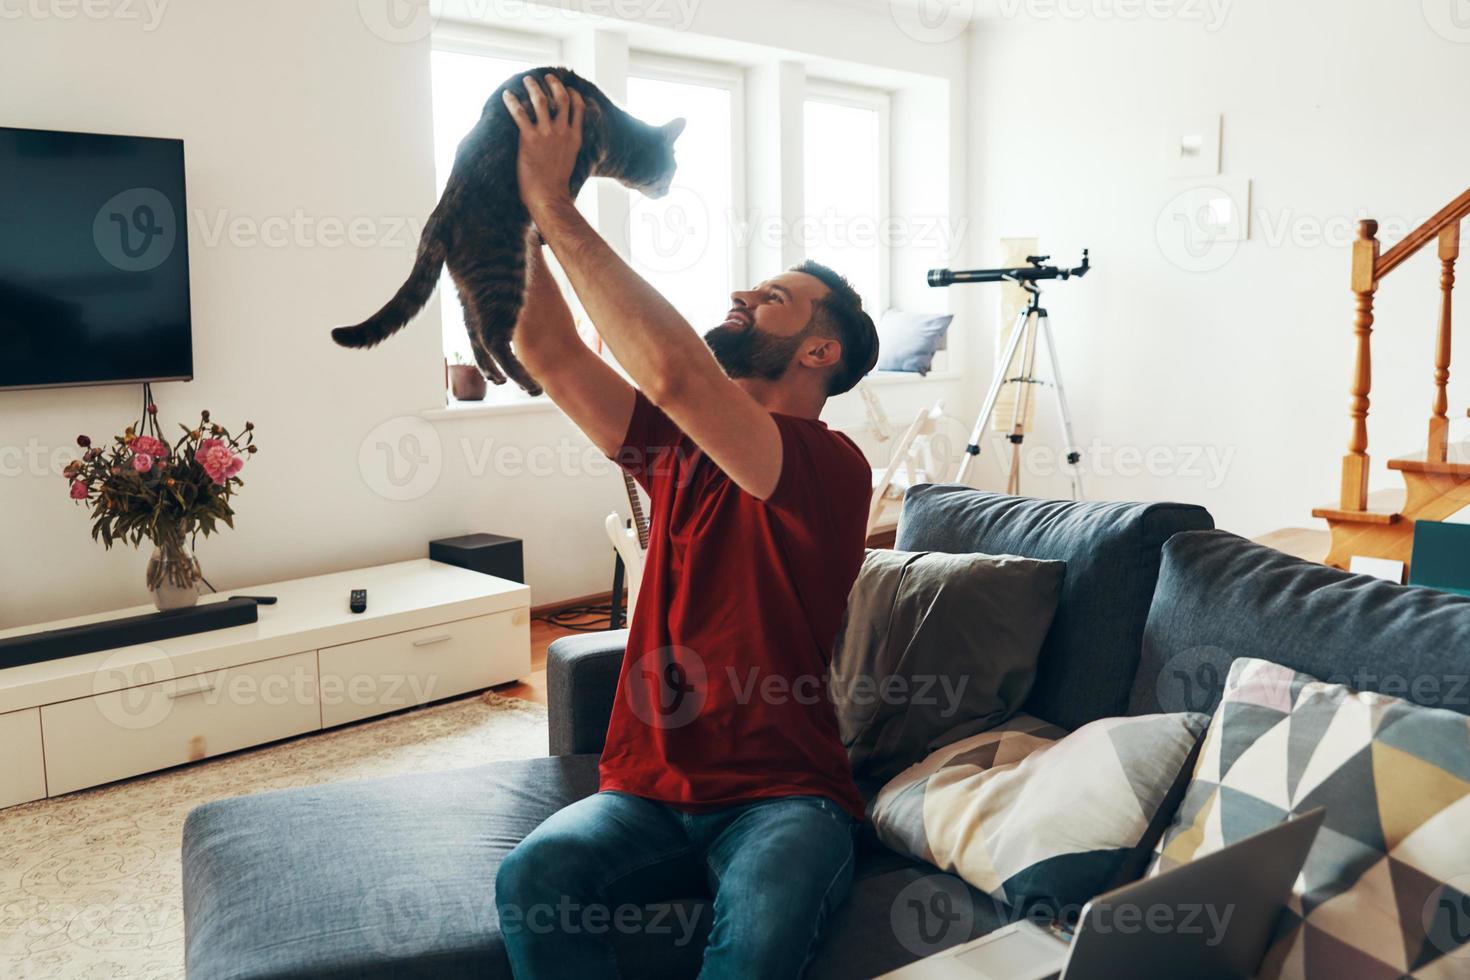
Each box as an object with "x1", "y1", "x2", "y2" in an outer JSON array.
[{"x1": 181, "y1": 485, "x2": 1470, "y2": 979}]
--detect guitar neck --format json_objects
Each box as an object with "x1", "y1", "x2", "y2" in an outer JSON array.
[{"x1": 622, "y1": 471, "x2": 650, "y2": 551}]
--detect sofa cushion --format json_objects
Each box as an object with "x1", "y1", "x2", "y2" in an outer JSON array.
[
  {"x1": 1150, "y1": 657, "x2": 1470, "y2": 978},
  {"x1": 870, "y1": 711, "x2": 1208, "y2": 919},
  {"x1": 1128, "y1": 530, "x2": 1470, "y2": 718},
  {"x1": 182, "y1": 753, "x2": 1014, "y2": 980},
  {"x1": 895, "y1": 486, "x2": 1214, "y2": 730},
  {"x1": 832, "y1": 549, "x2": 1066, "y2": 781},
  {"x1": 183, "y1": 755, "x2": 604, "y2": 980},
  {"x1": 810, "y1": 859, "x2": 1012, "y2": 980}
]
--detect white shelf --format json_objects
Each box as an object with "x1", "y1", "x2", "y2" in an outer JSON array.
[{"x1": 0, "y1": 559, "x2": 531, "y2": 808}]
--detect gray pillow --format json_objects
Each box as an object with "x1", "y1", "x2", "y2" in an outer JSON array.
[
  {"x1": 875, "y1": 310, "x2": 954, "y2": 375},
  {"x1": 831, "y1": 549, "x2": 1066, "y2": 782}
]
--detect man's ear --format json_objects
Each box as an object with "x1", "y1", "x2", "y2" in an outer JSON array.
[{"x1": 801, "y1": 336, "x2": 843, "y2": 371}]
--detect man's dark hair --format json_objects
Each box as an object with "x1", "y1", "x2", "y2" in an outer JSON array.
[{"x1": 790, "y1": 260, "x2": 879, "y2": 395}]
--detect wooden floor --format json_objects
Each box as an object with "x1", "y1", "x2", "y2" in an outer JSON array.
[{"x1": 491, "y1": 616, "x2": 588, "y2": 706}]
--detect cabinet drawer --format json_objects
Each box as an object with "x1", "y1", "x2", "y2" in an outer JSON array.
[
  {"x1": 0, "y1": 708, "x2": 46, "y2": 809},
  {"x1": 318, "y1": 610, "x2": 529, "y2": 728},
  {"x1": 41, "y1": 650, "x2": 319, "y2": 797}
]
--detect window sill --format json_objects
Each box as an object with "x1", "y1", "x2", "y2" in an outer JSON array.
[{"x1": 420, "y1": 396, "x2": 561, "y2": 421}]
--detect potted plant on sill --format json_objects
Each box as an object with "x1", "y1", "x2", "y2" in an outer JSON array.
[
  {"x1": 65, "y1": 402, "x2": 258, "y2": 611},
  {"x1": 448, "y1": 350, "x2": 487, "y2": 401}
]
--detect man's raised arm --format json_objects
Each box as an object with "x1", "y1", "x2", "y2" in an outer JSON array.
[
  {"x1": 512, "y1": 235, "x2": 634, "y2": 460},
  {"x1": 503, "y1": 74, "x2": 785, "y2": 501}
]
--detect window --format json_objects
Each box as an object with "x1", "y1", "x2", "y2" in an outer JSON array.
[
  {"x1": 429, "y1": 44, "x2": 540, "y2": 372},
  {"x1": 626, "y1": 56, "x2": 742, "y2": 335},
  {"x1": 803, "y1": 84, "x2": 889, "y2": 315}
]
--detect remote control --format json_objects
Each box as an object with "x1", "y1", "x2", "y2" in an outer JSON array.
[{"x1": 350, "y1": 589, "x2": 367, "y2": 614}]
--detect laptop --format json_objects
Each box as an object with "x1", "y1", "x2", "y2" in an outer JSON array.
[{"x1": 879, "y1": 808, "x2": 1325, "y2": 980}]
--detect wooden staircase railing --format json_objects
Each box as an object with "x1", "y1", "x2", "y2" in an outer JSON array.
[
  {"x1": 1337, "y1": 188, "x2": 1469, "y2": 512},
  {"x1": 1314, "y1": 187, "x2": 1470, "y2": 573}
]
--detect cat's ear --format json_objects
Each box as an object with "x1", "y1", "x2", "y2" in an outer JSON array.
[{"x1": 662, "y1": 117, "x2": 687, "y2": 142}]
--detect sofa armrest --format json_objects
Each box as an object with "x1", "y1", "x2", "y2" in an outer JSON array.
[{"x1": 547, "y1": 629, "x2": 627, "y2": 757}]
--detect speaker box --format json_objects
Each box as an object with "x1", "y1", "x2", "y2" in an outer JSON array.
[{"x1": 429, "y1": 532, "x2": 524, "y2": 584}]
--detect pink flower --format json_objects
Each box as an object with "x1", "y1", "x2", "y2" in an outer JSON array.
[
  {"x1": 200, "y1": 442, "x2": 244, "y2": 486},
  {"x1": 132, "y1": 435, "x2": 168, "y2": 458},
  {"x1": 69, "y1": 480, "x2": 89, "y2": 500},
  {"x1": 133, "y1": 453, "x2": 154, "y2": 472}
]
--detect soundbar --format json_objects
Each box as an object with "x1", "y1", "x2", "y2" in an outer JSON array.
[{"x1": 0, "y1": 598, "x2": 260, "y2": 670}]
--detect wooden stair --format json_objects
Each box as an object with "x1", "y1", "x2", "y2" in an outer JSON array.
[{"x1": 1316, "y1": 187, "x2": 1470, "y2": 574}]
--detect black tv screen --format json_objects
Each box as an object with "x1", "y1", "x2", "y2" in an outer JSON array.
[{"x1": 0, "y1": 126, "x2": 192, "y2": 390}]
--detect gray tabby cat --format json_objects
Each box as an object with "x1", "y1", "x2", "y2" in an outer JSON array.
[{"x1": 332, "y1": 67, "x2": 684, "y2": 395}]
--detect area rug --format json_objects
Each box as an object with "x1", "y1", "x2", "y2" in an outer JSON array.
[{"x1": 0, "y1": 690, "x2": 548, "y2": 980}]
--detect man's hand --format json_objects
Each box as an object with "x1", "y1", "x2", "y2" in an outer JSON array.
[{"x1": 502, "y1": 74, "x2": 585, "y2": 216}]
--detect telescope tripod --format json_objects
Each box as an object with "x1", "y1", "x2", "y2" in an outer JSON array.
[{"x1": 956, "y1": 280, "x2": 1085, "y2": 499}]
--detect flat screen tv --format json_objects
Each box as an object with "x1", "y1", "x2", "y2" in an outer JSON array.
[{"x1": 0, "y1": 126, "x2": 192, "y2": 391}]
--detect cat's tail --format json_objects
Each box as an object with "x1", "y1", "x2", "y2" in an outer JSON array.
[{"x1": 331, "y1": 214, "x2": 446, "y2": 349}]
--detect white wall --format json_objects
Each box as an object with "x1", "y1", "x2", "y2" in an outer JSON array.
[
  {"x1": 0, "y1": 0, "x2": 967, "y2": 628},
  {"x1": 963, "y1": 0, "x2": 1470, "y2": 535}
]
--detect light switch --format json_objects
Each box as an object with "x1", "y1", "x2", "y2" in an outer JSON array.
[{"x1": 1166, "y1": 114, "x2": 1222, "y2": 177}]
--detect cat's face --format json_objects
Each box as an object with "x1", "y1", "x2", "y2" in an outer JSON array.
[{"x1": 618, "y1": 117, "x2": 685, "y2": 199}]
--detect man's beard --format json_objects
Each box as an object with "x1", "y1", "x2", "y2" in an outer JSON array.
[{"x1": 703, "y1": 322, "x2": 810, "y2": 381}]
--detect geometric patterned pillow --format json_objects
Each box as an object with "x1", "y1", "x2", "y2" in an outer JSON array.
[
  {"x1": 872, "y1": 710, "x2": 1208, "y2": 918},
  {"x1": 1150, "y1": 657, "x2": 1470, "y2": 979}
]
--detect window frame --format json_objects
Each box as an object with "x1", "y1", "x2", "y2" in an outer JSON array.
[
  {"x1": 427, "y1": 26, "x2": 562, "y2": 407},
  {"x1": 802, "y1": 78, "x2": 893, "y2": 316}
]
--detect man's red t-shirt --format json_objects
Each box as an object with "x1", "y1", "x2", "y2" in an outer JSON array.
[{"x1": 599, "y1": 391, "x2": 869, "y2": 820}]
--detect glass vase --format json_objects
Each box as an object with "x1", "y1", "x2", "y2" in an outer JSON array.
[{"x1": 146, "y1": 537, "x2": 202, "y2": 611}]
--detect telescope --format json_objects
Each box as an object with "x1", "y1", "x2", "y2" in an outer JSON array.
[{"x1": 928, "y1": 250, "x2": 1090, "y2": 288}]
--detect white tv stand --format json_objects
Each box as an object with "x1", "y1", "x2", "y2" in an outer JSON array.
[{"x1": 0, "y1": 559, "x2": 530, "y2": 809}]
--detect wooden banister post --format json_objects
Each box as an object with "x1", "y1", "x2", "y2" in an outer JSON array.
[
  {"x1": 1429, "y1": 223, "x2": 1460, "y2": 463},
  {"x1": 1342, "y1": 219, "x2": 1380, "y2": 511}
]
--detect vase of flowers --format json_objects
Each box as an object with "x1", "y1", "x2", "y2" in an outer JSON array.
[{"x1": 65, "y1": 402, "x2": 257, "y2": 611}]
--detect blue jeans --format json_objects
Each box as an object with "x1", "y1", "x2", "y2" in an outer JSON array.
[{"x1": 495, "y1": 789, "x2": 859, "y2": 979}]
